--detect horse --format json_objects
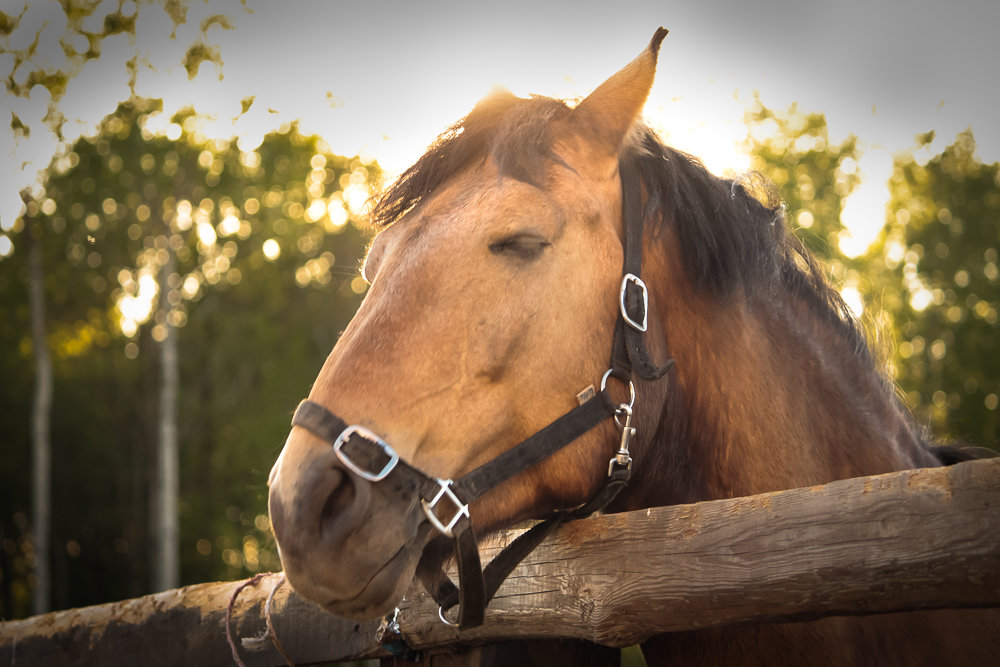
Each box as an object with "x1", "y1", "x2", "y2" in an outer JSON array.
[{"x1": 266, "y1": 29, "x2": 999, "y2": 665}]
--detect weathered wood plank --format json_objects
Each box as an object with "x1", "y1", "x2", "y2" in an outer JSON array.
[
  {"x1": 2, "y1": 459, "x2": 999, "y2": 665},
  {"x1": 0, "y1": 575, "x2": 382, "y2": 666},
  {"x1": 405, "y1": 457, "x2": 1000, "y2": 649}
]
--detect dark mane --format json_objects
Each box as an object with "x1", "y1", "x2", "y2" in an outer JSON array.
[
  {"x1": 372, "y1": 95, "x2": 872, "y2": 367},
  {"x1": 623, "y1": 126, "x2": 874, "y2": 365}
]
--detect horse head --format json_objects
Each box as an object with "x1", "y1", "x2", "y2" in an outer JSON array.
[{"x1": 267, "y1": 29, "x2": 670, "y2": 620}]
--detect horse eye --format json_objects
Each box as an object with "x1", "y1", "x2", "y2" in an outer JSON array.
[{"x1": 488, "y1": 234, "x2": 551, "y2": 261}]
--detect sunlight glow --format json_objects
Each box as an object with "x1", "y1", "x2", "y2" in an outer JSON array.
[
  {"x1": 175, "y1": 200, "x2": 193, "y2": 231},
  {"x1": 218, "y1": 213, "x2": 241, "y2": 237},
  {"x1": 910, "y1": 287, "x2": 933, "y2": 312},
  {"x1": 117, "y1": 268, "x2": 159, "y2": 338},
  {"x1": 196, "y1": 220, "x2": 217, "y2": 247},
  {"x1": 182, "y1": 274, "x2": 200, "y2": 299},
  {"x1": 305, "y1": 199, "x2": 327, "y2": 222},
  {"x1": 262, "y1": 238, "x2": 280, "y2": 261},
  {"x1": 326, "y1": 197, "x2": 349, "y2": 228},
  {"x1": 838, "y1": 149, "x2": 893, "y2": 258},
  {"x1": 840, "y1": 286, "x2": 865, "y2": 318},
  {"x1": 342, "y1": 183, "x2": 371, "y2": 216},
  {"x1": 644, "y1": 93, "x2": 752, "y2": 177}
]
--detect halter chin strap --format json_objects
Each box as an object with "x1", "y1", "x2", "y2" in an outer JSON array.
[{"x1": 289, "y1": 156, "x2": 672, "y2": 630}]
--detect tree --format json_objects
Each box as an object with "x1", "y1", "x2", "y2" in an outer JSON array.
[
  {"x1": 1, "y1": 0, "x2": 249, "y2": 611},
  {"x1": 745, "y1": 99, "x2": 861, "y2": 255},
  {"x1": 882, "y1": 132, "x2": 1000, "y2": 449},
  {"x1": 743, "y1": 100, "x2": 874, "y2": 315},
  {"x1": 1, "y1": 0, "x2": 240, "y2": 231},
  {"x1": 0, "y1": 97, "x2": 376, "y2": 616},
  {"x1": 746, "y1": 101, "x2": 1000, "y2": 452}
]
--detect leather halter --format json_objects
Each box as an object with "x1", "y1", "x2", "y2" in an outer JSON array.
[{"x1": 289, "y1": 158, "x2": 673, "y2": 630}]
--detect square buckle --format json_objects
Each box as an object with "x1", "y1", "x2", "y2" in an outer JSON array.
[
  {"x1": 619, "y1": 273, "x2": 648, "y2": 332},
  {"x1": 333, "y1": 425, "x2": 399, "y2": 482},
  {"x1": 421, "y1": 479, "x2": 470, "y2": 538}
]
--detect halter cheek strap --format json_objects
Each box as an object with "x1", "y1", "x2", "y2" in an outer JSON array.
[{"x1": 615, "y1": 157, "x2": 674, "y2": 382}]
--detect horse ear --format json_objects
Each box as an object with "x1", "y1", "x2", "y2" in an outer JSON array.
[{"x1": 571, "y1": 27, "x2": 667, "y2": 162}]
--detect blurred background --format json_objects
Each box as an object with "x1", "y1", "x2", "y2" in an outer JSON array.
[{"x1": 1, "y1": 0, "x2": 998, "y2": 621}]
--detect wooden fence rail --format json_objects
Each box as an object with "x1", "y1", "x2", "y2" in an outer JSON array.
[{"x1": 2, "y1": 458, "x2": 999, "y2": 666}]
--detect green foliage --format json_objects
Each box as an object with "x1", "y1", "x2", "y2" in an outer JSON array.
[
  {"x1": 0, "y1": 0, "x2": 248, "y2": 237},
  {"x1": 182, "y1": 42, "x2": 222, "y2": 79},
  {"x1": 883, "y1": 132, "x2": 1000, "y2": 446},
  {"x1": 3, "y1": 0, "x2": 129, "y2": 99},
  {"x1": 747, "y1": 102, "x2": 1000, "y2": 452},
  {"x1": 0, "y1": 0, "x2": 230, "y2": 113},
  {"x1": 745, "y1": 99, "x2": 861, "y2": 259},
  {"x1": 0, "y1": 99, "x2": 376, "y2": 617}
]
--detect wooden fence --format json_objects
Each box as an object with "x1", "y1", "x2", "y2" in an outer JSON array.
[{"x1": 2, "y1": 458, "x2": 999, "y2": 666}]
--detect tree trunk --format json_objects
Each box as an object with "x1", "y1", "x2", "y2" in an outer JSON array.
[
  {"x1": 28, "y1": 227, "x2": 52, "y2": 615},
  {"x1": 153, "y1": 248, "x2": 179, "y2": 591}
]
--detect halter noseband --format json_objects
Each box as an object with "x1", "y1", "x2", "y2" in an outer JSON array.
[{"x1": 289, "y1": 158, "x2": 673, "y2": 631}]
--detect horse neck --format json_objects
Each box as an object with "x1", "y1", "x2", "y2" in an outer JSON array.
[{"x1": 621, "y1": 245, "x2": 938, "y2": 509}]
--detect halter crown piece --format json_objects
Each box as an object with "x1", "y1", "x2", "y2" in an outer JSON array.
[{"x1": 289, "y1": 158, "x2": 674, "y2": 640}]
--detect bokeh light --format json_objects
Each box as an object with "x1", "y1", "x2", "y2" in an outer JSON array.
[{"x1": 262, "y1": 238, "x2": 280, "y2": 261}]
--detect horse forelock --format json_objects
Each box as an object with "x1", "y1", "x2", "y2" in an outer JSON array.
[{"x1": 370, "y1": 95, "x2": 571, "y2": 227}]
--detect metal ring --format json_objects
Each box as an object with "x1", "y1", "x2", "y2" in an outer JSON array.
[
  {"x1": 600, "y1": 369, "x2": 635, "y2": 410},
  {"x1": 438, "y1": 605, "x2": 459, "y2": 627}
]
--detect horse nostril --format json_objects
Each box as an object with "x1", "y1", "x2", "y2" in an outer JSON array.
[{"x1": 318, "y1": 469, "x2": 359, "y2": 539}]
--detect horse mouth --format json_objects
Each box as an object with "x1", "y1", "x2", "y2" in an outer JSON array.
[{"x1": 308, "y1": 542, "x2": 415, "y2": 619}]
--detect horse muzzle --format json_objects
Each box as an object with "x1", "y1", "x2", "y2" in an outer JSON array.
[{"x1": 267, "y1": 427, "x2": 430, "y2": 619}]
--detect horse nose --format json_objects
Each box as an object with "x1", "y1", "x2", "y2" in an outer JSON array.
[{"x1": 268, "y1": 433, "x2": 372, "y2": 563}]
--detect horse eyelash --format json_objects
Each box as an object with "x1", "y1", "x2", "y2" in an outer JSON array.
[{"x1": 488, "y1": 235, "x2": 551, "y2": 260}]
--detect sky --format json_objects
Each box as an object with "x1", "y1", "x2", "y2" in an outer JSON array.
[{"x1": 2, "y1": 0, "x2": 999, "y2": 258}]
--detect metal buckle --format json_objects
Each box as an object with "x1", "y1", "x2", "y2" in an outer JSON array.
[
  {"x1": 421, "y1": 479, "x2": 470, "y2": 538},
  {"x1": 333, "y1": 425, "x2": 399, "y2": 482},
  {"x1": 619, "y1": 273, "x2": 648, "y2": 332}
]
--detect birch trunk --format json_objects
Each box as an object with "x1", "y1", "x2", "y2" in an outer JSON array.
[
  {"x1": 28, "y1": 230, "x2": 52, "y2": 615},
  {"x1": 153, "y1": 248, "x2": 179, "y2": 591}
]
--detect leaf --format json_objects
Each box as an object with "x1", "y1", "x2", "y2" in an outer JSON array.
[
  {"x1": 201, "y1": 14, "x2": 234, "y2": 32},
  {"x1": 10, "y1": 111, "x2": 28, "y2": 137},
  {"x1": 182, "y1": 43, "x2": 221, "y2": 80},
  {"x1": 0, "y1": 10, "x2": 15, "y2": 36},
  {"x1": 163, "y1": 0, "x2": 188, "y2": 30}
]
